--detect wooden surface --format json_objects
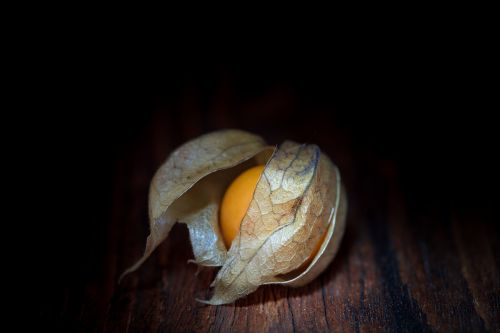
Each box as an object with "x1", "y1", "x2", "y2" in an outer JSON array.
[{"x1": 40, "y1": 73, "x2": 499, "y2": 332}]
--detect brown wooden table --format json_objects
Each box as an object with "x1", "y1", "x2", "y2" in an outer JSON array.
[{"x1": 40, "y1": 73, "x2": 499, "y2": 332}]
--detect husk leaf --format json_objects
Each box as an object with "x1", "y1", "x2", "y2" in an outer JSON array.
[
  {"x1": 199, "y1": 141, "x2": 345, "y2": 305},
  {"x1": 120, "y1": 129, "x2": 272, "y2": 281}
]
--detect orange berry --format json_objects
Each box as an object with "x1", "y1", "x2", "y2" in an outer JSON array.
[{"x1": 220, "y1": 165, "x2": 265, "y2": 248}]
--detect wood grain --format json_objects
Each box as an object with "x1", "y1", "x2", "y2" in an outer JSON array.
[{"x1": 44, "y1": 82, "x2": 499, "y2": 332}]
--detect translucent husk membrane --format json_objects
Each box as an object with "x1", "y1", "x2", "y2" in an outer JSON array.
[{"x1": 121, "y1": 129, "x2": 347, "y2": 305}]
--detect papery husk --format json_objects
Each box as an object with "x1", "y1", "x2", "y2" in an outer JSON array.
[
  {"x1": 270, "y1": 180, "x2": 347, "y2": 287},
  {"x1": 200, "y1": 141, "x2": 347, "y2": 305},
  {"x1": 120, "y1": 130, "x2": 347, "y2": 306},
  {"x1": 120, "y1": 129, "x2": 273, "y2": 281}
]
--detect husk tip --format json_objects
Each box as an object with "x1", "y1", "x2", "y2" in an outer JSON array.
[
  {"x1": 195, "y1": 297, "x2": 225, "y2": 306},
  {"x1": 118, "y1": 269, "x2": 131, "y2": 284},
  {"x1": 117, "y1": 255, "x2": 149, "y2": 284}
]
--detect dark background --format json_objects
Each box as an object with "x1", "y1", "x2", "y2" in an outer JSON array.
[{"x1": 28, "y1": 52, "x2": 498, "y2": 332}]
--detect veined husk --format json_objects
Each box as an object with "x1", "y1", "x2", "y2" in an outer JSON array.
[{"x1": 121, "y1": 130, "x2": 347, "y2": 305}]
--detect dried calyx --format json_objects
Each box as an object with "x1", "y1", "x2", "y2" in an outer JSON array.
[{"x1": 120, "y1": 130, "x2": 347, "y2": 305}]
